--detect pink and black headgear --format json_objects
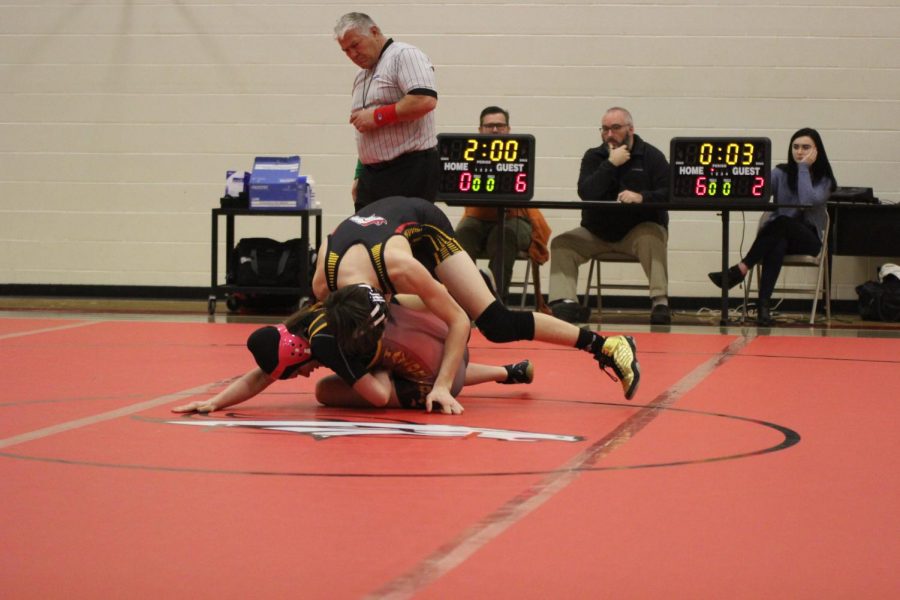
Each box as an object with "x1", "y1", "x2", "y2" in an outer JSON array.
[{"x1": 246, "y1": 324, "x2": 314, "y2": 380}]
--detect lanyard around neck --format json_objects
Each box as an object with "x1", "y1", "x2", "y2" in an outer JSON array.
[{"x1": 362, "y1": 38, "x2": 393, "y2": 109}]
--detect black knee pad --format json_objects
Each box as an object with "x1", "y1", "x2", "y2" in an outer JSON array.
[{"x1": 474, "y1": 300, "x2": 535, "y2": 343}]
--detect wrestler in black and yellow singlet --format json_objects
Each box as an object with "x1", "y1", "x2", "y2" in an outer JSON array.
[
  {"x1": 324, "y1": 196, "x2": 463, "y2": 294},
  {"x1": 286, "y1": 300, "x2": 465, "y2": 407}
]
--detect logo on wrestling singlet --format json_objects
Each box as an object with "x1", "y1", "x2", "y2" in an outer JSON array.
[
  {"x1": 167, "y1": 419, "x2": 583, "y2": 443},
  {"x1": 350, "y1": 214, "x2": 388, "y2": 227}
]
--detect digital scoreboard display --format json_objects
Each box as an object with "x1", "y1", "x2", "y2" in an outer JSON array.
[
  {"x1": 436, "y1": 133, "x2": 535, "y2": 201},
  {"x1": 670, "y1": 137, "x2": 771, "y2": 202}
]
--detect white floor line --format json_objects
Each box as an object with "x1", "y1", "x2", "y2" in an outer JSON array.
[
  {"x1": 367, "y1": 334, "x2": 756, "y2": 600},
  {"x1": 0, "y1": 381, "x2": 217, "y2": 450},
  {"x1": 0, "y1": 320, "x2": 100, "y2": 341}
]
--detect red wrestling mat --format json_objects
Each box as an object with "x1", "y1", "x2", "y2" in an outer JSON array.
[{"x1": 1, "y1": 317, "x2": 898, "y2": 599}]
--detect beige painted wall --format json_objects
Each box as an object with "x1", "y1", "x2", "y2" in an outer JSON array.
[{"x1": 1, "y1": 0, "x2": 898, "y2": 301}]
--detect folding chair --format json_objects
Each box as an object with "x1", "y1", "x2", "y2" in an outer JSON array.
[
  {"x1": 743, "y1": 211, "x2": 831, "y2": 325},
  {"x1": 581, "y1": 252, "x2": 649, "y2": 317}
]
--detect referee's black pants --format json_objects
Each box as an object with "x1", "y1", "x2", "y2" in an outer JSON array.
[{"x1": 356, "y1": 148, "x2": 439, "y2": 211}]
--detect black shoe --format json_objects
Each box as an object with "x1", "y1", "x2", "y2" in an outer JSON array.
[
  {"x1": 757, "y1": 299, "x2": 775, "y2": 326},
  {"x1": 501, "y1": 360, "x2": 534, "y2": 384},
  {"x1": 549, "y1": 299, "x2": 591, "y2": 323},
  {"x1": 650, "y1": 304, "x2": 671, "y2": 325},
  {"x1": 708, "y1": 265, "x2": 746, "y2": 290}
]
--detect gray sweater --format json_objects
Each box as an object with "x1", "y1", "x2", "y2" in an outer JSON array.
[{"x1": 766, "y1": 163, "x2": 832, "y2": 240}]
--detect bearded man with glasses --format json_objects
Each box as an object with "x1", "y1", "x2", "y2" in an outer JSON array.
[{"x1": 547, "y1": 106, "x2": 672, "y2": 325}]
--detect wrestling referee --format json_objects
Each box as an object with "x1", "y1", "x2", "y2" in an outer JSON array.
[{"x1": 334, "y1": 12, "x2": 440, "y2": 210}]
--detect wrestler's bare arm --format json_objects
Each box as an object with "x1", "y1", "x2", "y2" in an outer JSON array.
[
  {"x1": 385, "y1": 249, "x2": 469, "y2": 415},
  {"x1": 172, "y1": 368, "x2": 274, "y2": 413}
]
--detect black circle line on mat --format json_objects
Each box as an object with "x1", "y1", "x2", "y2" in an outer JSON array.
[{"x1": 0, "y1": 402, "x2": 800, "y2": 478}]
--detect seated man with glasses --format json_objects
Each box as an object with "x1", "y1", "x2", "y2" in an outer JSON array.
[
  {"x1": 453, "y1": 106, "x2": 552, "y2": 300},
  {"x1": 547, "y1": 106, "x2": 672, "y2": 325}
]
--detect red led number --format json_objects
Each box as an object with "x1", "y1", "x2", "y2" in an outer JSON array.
[
  {"x1": 694, "y1": 176, "x2": 707, "y2": 196},
  {"x1": 515, "y1": 173, "x2": 527, "y2": 193},
  {"x1": 752, "y1": 176, "x2": 765, "y2": 196}
]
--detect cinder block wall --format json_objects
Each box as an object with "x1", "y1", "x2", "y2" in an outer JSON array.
[{"x1": 2, "y1": 1, "x2": 897, "y2": 300}]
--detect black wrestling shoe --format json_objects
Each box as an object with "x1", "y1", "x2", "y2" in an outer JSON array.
[
  {"x1": 708, "y1": 265, "x2": 746, "y2": 290},
  {"x1": 501, "y1": 360, "x2": 534, "y2": 385},
  {"x1": 595, "y1": 335, "x2": 640, "y2": 400},
  {"x1": 549, "y1": 299, "x2": 591, "y2": 323}
]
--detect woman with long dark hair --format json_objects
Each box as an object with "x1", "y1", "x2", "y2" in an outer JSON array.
[{"x1": 708, "y1": 128, "x2": 837, "y2": 325}]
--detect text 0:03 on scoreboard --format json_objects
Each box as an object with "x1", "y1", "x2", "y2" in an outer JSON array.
[
  {"x1": 436, "y1": 133, "x2": 535, "y2": 201},
  {"x1": 670, "y1": 137, "x2": 771, "y2": 202}
]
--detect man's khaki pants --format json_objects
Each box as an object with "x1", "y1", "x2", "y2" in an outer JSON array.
[{"x1": 548, "y1": 222, "x2": 668, "y2": 303}]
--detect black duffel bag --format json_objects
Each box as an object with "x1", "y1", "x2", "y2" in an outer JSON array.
[
  {"x1": 856, "y1": 266, "x2": 900, "y2": 322},
  {"x1": 227, "y1": 237, "x2": 309, "y2": 287}
]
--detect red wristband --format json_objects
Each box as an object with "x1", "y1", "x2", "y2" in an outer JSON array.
[{"x1": 373, "y1": 104, "x2": 398, "y2": 127}]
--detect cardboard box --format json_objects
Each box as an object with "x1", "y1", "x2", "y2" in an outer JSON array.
[{"x1": 249, "y1": 156, "x2": 307, "y2": 210}]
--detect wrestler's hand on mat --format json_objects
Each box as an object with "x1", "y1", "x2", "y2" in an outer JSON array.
[
  {"x1": 171, "y1": 399, "x2": 216, "y2": 413},
  {"x1": 425, "y1": 387, "x2": 464, "y2": 415}
]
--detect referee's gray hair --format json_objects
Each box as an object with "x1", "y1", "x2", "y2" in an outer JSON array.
[{"x1": 334, "y1": 12, "x2": 378, "y2": 39}]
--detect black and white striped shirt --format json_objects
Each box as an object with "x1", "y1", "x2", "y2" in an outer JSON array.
[{"x1": 351, "y1": 40, "x2": 437, "y2": 164}]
